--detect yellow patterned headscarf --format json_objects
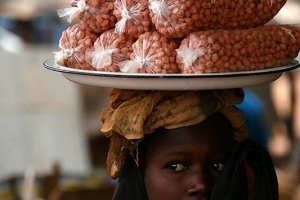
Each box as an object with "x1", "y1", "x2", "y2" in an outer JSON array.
[{"x1": 100, "y1": 89, "x2": 248, "y2": 178}]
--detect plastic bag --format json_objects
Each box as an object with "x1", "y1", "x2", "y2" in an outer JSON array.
[
  {"x1": 149, "y1": 0, "x2": 287, "y2": 39},
  {"x1": 119, "y1": 31, "x2": 179, "y2": 73},
  {"x1": 113, "y1": 0, "x2": 152, "y2": 38},
  {"x1": 70, "y1": 0, "x2": 79, "y2": 7},
  {"x1": 86, "y1": 29, "x2": 135, "y2": 72},
  {"x1": 149, "y1": 0, "x2": 201, "y2": 38},
  {"x1": 54, "y1": 23, "x2": 98, "y2": 70},
  {"x1": 57, "y1": 0, "x2": 116, "y2": 33},
  {"x1": 176, "y1": 25, "x2": 300, "y2": 73}
]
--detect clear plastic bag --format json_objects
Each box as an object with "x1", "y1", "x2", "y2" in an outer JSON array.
[
  {"x1": 70, "y1": 0, "x2": 79, "y2": 7},
  {"x1": 149, "y1": 0, "x2": 287, "y2": 39},
  {"x1": 54, "y1": 23, "x2": 98, "y2": 70},
  {"x1": 149, "y1": 0, "x2": 201, "y2": 38},
  {"x1": 176, "y1": 25, "x2": 300, "y2": 74},
  {"x1": 113, "y1": 0, "x2": 152, "y2": 38},
  {"x1": 86, "y1": 29, "x2": 135, "y2": 72},
  {"x1": 119, "y1": 31, "x2": 179, "y2": 73},
  {"x1": 57, "y1": 0, "x2": 117, "y2": 33}
]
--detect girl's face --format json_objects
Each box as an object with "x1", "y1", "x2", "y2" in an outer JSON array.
[{"x1": 143, "y1": 114, "x2": 235, "y2": 200}]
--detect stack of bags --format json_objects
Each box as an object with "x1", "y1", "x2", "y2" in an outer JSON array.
[{"x1": 54, "y1": 0, "x2": 300, "y2": 74}]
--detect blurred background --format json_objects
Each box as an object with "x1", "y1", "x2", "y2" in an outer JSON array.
[{"x1": 0, "y1": 0, "x2": 299, "y2": 199}]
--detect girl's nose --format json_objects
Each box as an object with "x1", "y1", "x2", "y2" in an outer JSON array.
[{"x1": 187, "y1": 169, "x2": 212, "y2": 198}]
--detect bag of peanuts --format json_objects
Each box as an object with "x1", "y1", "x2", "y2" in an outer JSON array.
[
  {"x1": 57, "y1": 0, "x2": 117, "y2": 33},
  {"x1": 119, "y1": 31, "x2": 179, "y2": 74},
  {"x1": 149, "y1": 0, "x2": 201, "y2": 39},
  {"x1": 149, "y1": 0, "x2": 287, "y2": 39},
  {"x1": 54, "y1": 23, "x2": 98, "y2": 70},
  {"x1": 113, "y1": 0, "x2": 152, "y2": 38},
  {"x1": 176, "y1": 25, "x2": 300, "y2": 74},
  {"x1": 86, "y1": 29, "x2": 135, "y2": 72}
]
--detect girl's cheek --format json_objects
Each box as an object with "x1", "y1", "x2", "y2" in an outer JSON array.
[{"x1": 145, "y1": 170, "x2": 187, "y2": 200}]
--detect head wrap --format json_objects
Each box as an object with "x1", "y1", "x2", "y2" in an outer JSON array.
[{"x1": 100, "y1": 88, "x2": 248, "y2": 179}]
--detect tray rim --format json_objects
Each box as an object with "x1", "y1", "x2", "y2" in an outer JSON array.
[{"x1": 43, "y1": 58, "x2": 300, "y2": 79}]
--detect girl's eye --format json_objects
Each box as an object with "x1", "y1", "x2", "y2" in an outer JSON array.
[
  {"x1": 167, "y1": 163, "x2": 187, "y2": 172},
  {"x1": 210, "y1": 162, "x2": 225, "y2": 173}
]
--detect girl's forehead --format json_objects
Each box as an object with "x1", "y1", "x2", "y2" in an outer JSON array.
[{"x1": 145, "y1": 114, "x2": 235, "y2": 154}]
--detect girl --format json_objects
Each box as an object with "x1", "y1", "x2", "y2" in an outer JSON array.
[{"x1": 100, "y1": 89, "x2": 278, "y2": 200}]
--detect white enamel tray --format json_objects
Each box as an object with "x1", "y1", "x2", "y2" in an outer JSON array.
[{"x1": 43, "y1": 59, "x2": 299, "y2": 90}]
